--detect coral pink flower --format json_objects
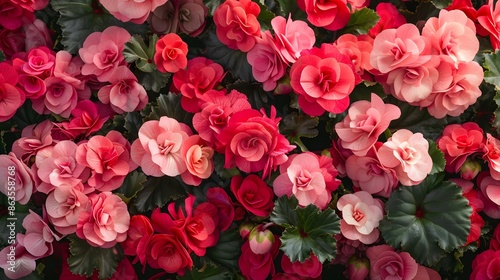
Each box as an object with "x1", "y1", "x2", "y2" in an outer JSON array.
[
  {"x1": 22, "y1": 210, "x2": 61, "y2": 258},
  {"x1": 334, "y1": 34, "x2": 374, "y2": 79},
  {"x1": 378, "y1": 129, "x2": 433, "y2": 186},
  {"x1": 370, "y1": 24, "x2": 430, "y2": 74},
  {"x1": 281, "y1": 253, "x2": 323, "y2": 279},
  {"x1": 477, "y1": 171, "x2": 500, "y2": 218},
  {"x1": 483, "y1": 134, "x2": 500, "y2": 181},
  {"x1": 230, "y1": 174, "x2": 275, "y2": 217},
  {"x1": 131, "y1": 116, "x2": 192, "y2": 177},
  {"x1": 337, "y1": 191, "x2": 384, "y2": 244},
  {"x1": 368, "y1": 3, "x2": 407, "y2": 38},
  {"x1": 180, "y1": 135, "x2": 214, "y2": 186},
  {"x1": 471, "y1": 249, "x2": 500, "y2": 280},
  {"x1": 31, "y1": 77, "x2": 79, "y2": 118},
  {"x1": 213, "y1": 0, "x2": 261, "y2": 52},
  {"x1": 239, "y1": 237, "x2": 280, "y2": 280},
  {"x1": 146, "y1": 233, "x2": 193, "y2": 274},
  {"x1": 0, "y1": 62, "x2": 26, "y2": 122},
  {"x1": 297, "y1": 0, "x2": 351, "y2": 31},
  {"x1": 99, "y1": 0, "x2": 169, "y2": 24},
  {"x1": 53, "y1": 50, "x2": 85, "y2": 91},
  {"x1": 247, "y1": 31, "x2": 287, "y2": 91},
  {"x1": 0, "y1": 0, "x2": 35, "y2": 30},
  {"x1": 76, "y1": 192, "x2": 130, "y2": 248},
  {"x1": 172, "y1": 57, "x2": 225, "y2": 113},
  {"x1": 0, "y1": 236, "x2": 37, "y2": 279},
  {"x1": 335, "y1": 93, "x2": 401, "y2": 156},
  {"x1": 216, "y1": 107, "x2": 295, "y2": 178},
  {"x1": 290, "y1": 44, "x2": 358, "y2": 116},
  {"x1": 0, "y1": 152, "x2": 37, "y2": 205},
  {"x1": 61, "y1": 100, "x2": 110, "y2": 137},
  {"x1": 154, "y1": 33, "x2": 188, "y2": 73},
  {"x1": 271, "y1": 15, "x2": 315, "y2": 64},
  {"x1": 11, "y1": 120, "x2": 54, "y2": 163},
  {"x1": 79, "y1": 26, "x2": 131, "y2": 82},
  {"x1": 478, "y1": 0, "x2": 500, "y2": 50},
  {"x1": 366, "y1": 245, "x2": 419, "y2": 280},
  {"x1": 122, "y1": 215, "x2": 153, "y2": 266},
  {"x1": 437, "y1": 122, "x2": 484, "y2": 173}
]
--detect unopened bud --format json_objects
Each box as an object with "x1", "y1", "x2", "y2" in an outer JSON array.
[{"x1": 248, "y1": 224, "x2": 274, "y2": 254}]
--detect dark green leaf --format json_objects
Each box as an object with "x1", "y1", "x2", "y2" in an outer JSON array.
[
  {"x1": 342, "y1": 8, "x2": 380, "y2": 35},
  {"x1": 350, "y1": 82, "x2": 386, "y2": 104},
  {"x1": 203, "y1": 0, "x2": 223, "y2": 15},
  {"x1": 132, "y1": 176, "x2": 187, "y2": 213},
  {"x1": 68, "y1": 235, "x2": 123, "y2": 279},
  {"x1": 0, "y1": 50, "x2": 5, "y2": 62},
  {"x1": 206, "y1": 229, "x2": 242, "y2": 270},
  {"x1": 493, "y1": 90, "x2": 500, "y2": 134},
  {"x1": 136, "y1": 70, "x2": 170, "y2": 93},
  {"x1": 11, "y1": 100, "x2": 44, "y2": 131},
  {"x1": 123, "y1": 35, "x2": 158, "y2": 72},
  {"x1": 115, "y1": 171, "x2": 146, "y2": 204},
  {"x1": 379, "y1": 174, "x2": 472, "y2": 266},
  {"x1": 270, "y1": 195, "x2": 299, "y2": 227},
  {"x1": 484, "y1": 51, "x2": 500, "y2": 89},
  {"x1": 143, "y1": 92, "x2": 194, "y2": 126},
  {"x1": 0, "y1": 131, "x2": 6, "y2": 154},
  {"x1": 431, "y1": 0, "x2": 452, "y2": 9},
  {"x1": 428, "y1": 140, "x2": 445, "y2": 175},
  {"x1": 281, "y1": 113, "x2": 319, "y2": 139},
  {"x1": 255, "y1": 1, "x2": 275, "y2": 31},
  {"x1": 124, "y1": 112, "x2": 143, "y2": 142},
  {"x1": 275, "y1": 0, "x2": 307, "y2": 19},
  {"x1": 178, "y1": 263, "x2": 233, "y2": 280}
]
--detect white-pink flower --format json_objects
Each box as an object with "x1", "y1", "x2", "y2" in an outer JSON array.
[
  {"x1": 11, "y1": 120, "x2": 54, "y2": 164},
  {"x1": 0, "y1": 235, "x2": 37, "y2": 279},
  {"x1": 0, "y1": 152, "x2": 37, "y2": 205},
  {"x1": 271, "y1": 15, "x2": 315, "y2": 64},
  {"x1": 337, "y1": 191, "x2": 384, "y2": 244},
  {"x1": 22, "y1": 210, "x2": 61, "y2": 258}
]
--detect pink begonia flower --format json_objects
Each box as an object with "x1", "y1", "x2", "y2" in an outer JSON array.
[
  {"x1": 46, "y1": 182, "x2": 89, "y2": 235},
  {"x1": 290, "y1": 44, "x2": 358, "y2": 116},
  {"x1": 22, "y1": 210, "x2": 61, "y2": 258},
  {"x1": 32, "y1": 77, "x2": 79, "y2": 118},
  {"x1": 131, "y1": 116, "x2": 192, "y2": 177},
  {"x1": 11, "y1": 119, "x2": 54, "y2": 164},
  {"x1": 0, "y1": 27, "x2": 25, "y2": 58},
  {"x1": 53, "y1": 50, "x2": 85, "y2": 91},
  {"x1": 76, "y1": 192, "x2": 130, "y2": 248},
  {"x1": 23, "y1": 19, "x2": 53, "y2": 52},
  {"x1": 79, "y1": 26, "x2": 131, "y2": 82},
  {"x1": 76, "y1": 132, "x2": 134, "y2": 192},
  {"x1": 35, "y1": 140, "x2": 90, "y2": 194},
  {"x1": 99, "y1": 0, "x2": 169, "y2": 24},
  {"x1": 231, "y1": 174, "x2": 275, "y2": 217},
  {"x1": 334, "y1": 34, "x2": 374, "y2": 80},
  {"x1": 17, "y1": 73, "x2": 45, "y2": 100},
  {"x1": 337, "y1": 191, "x2": 384, "y2": 244},
  {"x1": 0, "y1": 235, "x2": 37, "y2": 279},
  {"x1": 330, "y1": 138, "x2": 353, "y2": 177},
  {"x1": 148, "y1": 1, "x2": 177, "y2": 34},
  {"x1": 0, "y1": 0, "x2": 35, "y2": 30},
  {"x1": 297, "y1": 0, "x2": 350, "y2": 31},
  {"x1": 11, "y1": 0, "x2": 49, "y2": 11},
  {"x1": 180, "y1": 135, "x2": 214, "y2": 186},
  {"x1": 281, "y1": 253, "x2": 323, "y2": 279},
  {"x1": 122, "y1": 215, "x2": 153, "y2": 265},
  {"x1": 370, "y1": 24, "x2": 431, "y2": 74},
  {"x1": 471, "y1": 249, "x2": 500, "y2": 280},
  {"x1": 378, "y1": 129, "x2": 433, "y2": 186},
  {"x1": 239, "y1": 237, "x2": 280, "y2": 280},
  {"x1": 0, "y1": 62, "x2": 26, "y2": 122},
  {"x1": 0, "y1": 152, "x2": 37, "y2": 205},
  {"x1": 177, "y1": 0, "x2": 209, "y2": 36},
  {"x1": 247, "y1": 30, "x2": 287, "y2": 91},
  {"x1": 478, "y1": 0, "x2": 500, "y2": 50},
  {"x1": 274, "y1": 152, "x2": 338, "y2": 209},
  {"x1": 206, "y1": 187, "x2": 235, "y2": 231},
  {"x1": 172, "y1": 57, "x2": 225, "y2": 113},
  {"x1": 271, "y1": 15, "x2": 315, "y2": 64},
  {"x1": 366, "y1": 245, "x2": 420, "y2": 280},
  {"x1": 21, "y1": 46, "x2": 55, "y2": 77},
  {"x1": 213, "y1": 0, "x2": 261, "y2": 52},
  {"x1": 335, "y1": 93, "x2": 401, "y2": 156},
  {"x1": 217, "y1": 107, "x2": 295, "y2": 178},
  {"x1": 483, "y1": 134, "x2": 500, "y2": 181},
  {"x1": 422, "y1": 9, "x2": 478, "y2": 66},
  {"x1": 154, "y1": 33, "x2": 188, "y2": 73},
  {"x1": 146, "y1": 233, "x2": 193, "y2": 274},
  {"x1": 193, "y1": 89, "x2": 251, "y2": 148},
  {"x1": 437, "y1": 122, "x2": 484, "y2": 173},
  {"x1": 61, "y1": 100, "x2": 110, "y2": 137}
]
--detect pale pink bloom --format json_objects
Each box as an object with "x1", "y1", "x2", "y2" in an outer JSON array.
[
  {"x1": 31, "y1": 77, "x2": 78, "y2": 118},
  {"x1": 335, "y1": 93, "x2": 401, "y2": 156},
  {"x1": 131, "y1": 116, "x2": 192, "y2": 177},
  {"x1": 247, "y1": 31, "x2": 287, "y2": 91},
  {"x1": 0, "y1": 236, "x2": 37, "y2": 279},
  {"x1": 78, "y1": 26, "x2": 131, "y2": 82},
  {"x1": 337, "y1": 191, "x2": 384, "y2": 244},
  {"x1": 21, "y1": 46, "x2": 55, "y2": 77},
  {"x1": 378, "y1": 129, "x2": 433, "y2": 186},
  {"x1": 477, "y1": 172, "x2": 500, "y2": 218},
  {"x1": 370, "y1": 24, "x2": 431, "y2": 74},
  {"x1": 483, "y1": 134, "x2": 500, "y2": 181},
  {"x1": 23, "y1": 19, "x2": 53, "y2": 51},
  {"x1": 76, "y1": 192, "x2": 130, "y2": 248},
  {"x1": 334, "y1": 34, "x2": 374, "y2": 79},
  {"x1": 46, "y1": 182, "x2": 89, "y2": 235},
  {"x1": 180, "y1": 135, "x2": 214, "y2": 186},
  {"x1": 11, "y1": 119, "x2": 54, "y2": 164},
  {"x1": 271, "y1": 15, "x2": 315, "y2": 64},
  {"x1": 0, "y1": 152, "x2": 37, "y2": 204},
  {"x1": 53, "y1": 50, "x2": 85, "y2": 90},
  {"x1": 35, "y1": 140, "x2": 90, "y2": 194},
  {"x1": 422, "y1": 9, "x2": 478, "y2": 65},
  {"x1": 99, "y1": 0, "x2": 169, "y2": 24},
  {"x1": 0, "y1": 62, "x2": 26, "y2": 122},
  {"x1": 366, "y1": 245, "x2": 419, "y2": 280},
  {"x1": 22, "y1": 210, "x2": 61, "y2": 258}
]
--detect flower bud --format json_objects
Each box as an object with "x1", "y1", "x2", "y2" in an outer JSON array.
[
  {"x1": 239, "y1": 222, "x2": 255, "y2": 239},
  {"x1": 460, "y1": 158, "x2": 481, "y2": 180},
  {"x1": 248, "y1": 225, "x2": 275, "y2": 254},
  {"x1": 346, "y1": 256, "x2": 369, "y2": 280}
]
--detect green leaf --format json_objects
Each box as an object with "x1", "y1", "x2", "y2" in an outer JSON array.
[
  {"x1": 206, "y1": 229, "x2": 242, "y2": 270},
  {"x1": 124, "y1": 111, "x2": 143, "y2": 142},
  {"x1": 281, "y1": 113, "x2": 319, "y2": 139},
  {"x1": 493, "y1": 90, "x2": 500, "y2": 134},
  {"x1": 484, "y1": 51, "x2": 500, "y2": 89},
  {"x1": 142, "y1": 92, "x2": 194, "y2": 126},
  {"x1": 255, "y1": 1, "x2": 275, "y2": 31},
  {"x1": 51, "y1": 0, "x2": 150, "y2": 54},
  {"x1": 0, "y1": 50, "x2": 5, "y2": 62},
  {"x1": 132, "y1": 176, "x2": 187, "y2": 213},
  {"x1": 123, "y1": 35, "x2": 158, "y2": 72},
  {"x1": 342, "y1": 8, "x2": 380, "y2": 35},
  {"x1": 379, "y1": 174, "x2": 472, "y2": 266},
  {"x1": 428, "y1": 140, "x2": 445, "y2": 175},
  {"x1": 431, "y1": 0, "x2": 452, "y2": 9},
  {"x1": 67, "y1": 235, "x2": 123, "y2": 279},
  {"x1": 270, "y1": 195, "x2": 299, "y2": 227},
  {"x1": 115, "y1": 171, "x2": 146, "y2": 204},
  {"x1": 136, "y1": 70, "x2": 171, "y2": 93},
  {"x1": 275, "y1": 0, "x2": 307, "y2": 19},
  {"x1": 178, "y1": 263, "x2": 232, "y2": 280},
  {"x1": 203, "y1": 0, "x2": 223, "y2": 15}
]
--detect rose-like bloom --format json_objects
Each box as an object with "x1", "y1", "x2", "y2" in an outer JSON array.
[
  {"x1": 370, "y1": 24, "x2": 431, "y2": 74},
  {"x1": 281, "y1": 253, "x2": 322, "y2": 279},
  {"x1": 17, "y1": 73, "x2": 45, "y2": 100},
  {"x1": 148, "y1": 1, "x2": 177, "y2": 34},
  {"x1": 53, "y1": 50, "x2": 85, "y2": 91},
  {"x1": 271, "y1": 15, "x2": 315, "y2": 64},
  {"x1": 131, "y1": 116, "x2": 192, "y2": 177},
  {"x1": 0, "y1": 152, "x2": 36, "y2": 205},
  {"x1": 61, "y1": 100, "x2": 110, "y2": 138},
  {"x1": 335, "y1": 93, "x2": 401, "y2": 156},
  {"x1": 366, "y1": 245, "x2": 420, "y2": 280},
  {"x1": 11, "y1": 119, "x2": 54, "y2": 163},
  {"x1": 333, "y1": 234, "x2": 367, "y2": 265},
  {"x1": 437, "y1": 122, "x2": 484, "y2": 173},
  {"x1": 0, "y1": 236, "x2": 37, "y2": 279},
  {"x1": 99, "y1": 0, "x2": 169, "y2": 24},
  {"x1": 0, "y1": 0, "x2": 35, "y2": 30},
  {"x1": 23, "y1": 19, "x2": 53, "y2": 52},
  {"x1": 483, "y1": 134, "x2": 500, "y2": 181},
  {"x1": 146, "y1": 233, "x2": 193, "y2": 274},
  {"x1": 79, "y1": 26, "x2": 131, "y2": 82},
  {"x1": 230, "y1": 174, "x2": 274, "y2": 217},
  {"x1": 31, "y1": 77, "x2": 78, "y2": 118},
  {"x1": 180, "y1": 135, "x2": 214, "y2": 186},
  {"x1": 206, "y1": 187, "x2": 235, "y2": 231},
  {"x1": 478, "y1": 0, "x2": 500, "y2": 49},
  {"x1": 491, "y1": 223, "x2": 500, "y2": 250},
  {"x1": 154, "y1": 33, "x2": 188, "y2": 73},
  {"x1": 297, "y1": 0, "x2": 350, "y2": 31},
  {"x1": 247, "y1": 31, "x2": 287, "y2": 91},
  {"x1": 122, "y1": 215, "x2": 153, "y2": 266},
  {"x1": 192, "y1": 89, "x2": 251, "y2": 147},
  {"x1": 471, "y1": 249, "x2": 500, "y2": 279},
  {"x1": 0, "y1": 27, "x2": 25, "y2": 57},
  {"x1": 216, "y1": 107, "x2": 295, "y2": 178},
  {"x1": 76, "y1": 192, "x2": 130, "y2": 248},
  {"x1": 334, "y1": 34, "x2": 374, "y2": 80},
  {"x1": 11, "y1": 0, "x2": 48, "y2": 11},
  {"x1": 22, "y1": 210, "x2": 60, "y2": 258},
  {"x1": 378, "y1": 129, "x2": 433, "y2": 186},
  {"x1": 477, "y1": 172, "x2": 500, "y2": 218},
  {"x1": 369, "y1": 3, "x2": 407, "y2": 37},
  {"x1": 239, "y1": 236, "x2": 280, "y2": 280},
  {"x1": 213, "y1": 0, "x2": 261, "y2": 52},
  {"x1": 290, "y1": 44, "x2": 358, "y2": 116},
  {"x1": 172, "y1": 57, "x2": 225, "y2": 112},
  {"x1": 0, "y1": 62, "x2": 26, "y2": 122},
  {"x1": 337, "y1": 191, "x2": 384, "y2": 244},
  {"x1": 178, "y1": 0, "x2": 209, "y2": 36},
  {"x1": 20, "y1": 46, "x2": 55, "y2": 77}
]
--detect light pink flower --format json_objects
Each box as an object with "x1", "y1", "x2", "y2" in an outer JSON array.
[
  {"x1": 46, "y1": 182, "x2": 89, "y2": 235},
  {"x1": 0, "y1": 62, "x2": 26, "y2": 122},
  {"x1": 334, "y1": 34, "x2": 374, "y2": 80},
  {"x1": 366, "y1": 244, "x2": 419, "y2": 280},
  {"x1": 99, "y1": 0, "x2": 169, "y2": 24},
  {"x1": 378, "y1": 129, "x2": 433, "y2": 186},
  {"x1": 180, "y1": 135, "x2": 214, "y2": 186},
  {"x1": 297, "y1": 0, "x2": 351, "y2": 31},
  {"x1": 22, "y1": 210, "x2": 60, "y2": 258},
  {"x1": 483, "y1": 134, "x2": 500, "y2": 181},
  {"x1": 0, "y1": 236, "x2": 37, "y2": 279},
  {"x1": 154, "y1": 33, "x2": 188, "y2": 73},
  {"x1": 31, "y1": 77, "x2": 78, "y2": 118},
  {"x1": 0, "y1": 152, "x2": 37, "y2": 205},
  {"x1": 11, "y1": 119, "x2": 54, "y2": 163},
  {"x1": 131, "y1": 116, "x2": 192, "y2": 177},
  {"x1": 53, "y1": 50, "x2": 85, "y2": 91},
  {"x1": 76, "y1": 192, "x2": 130, "y2": 248},
  {"x1": 335, "y1": 93, "x2": 401, "y2": 156},
  {"x1": 271, "y1": 15, "x2": 315, "y2": 64},
  {"x1": 337, "y1": 191, "x2": 384, "y2": 244},
  {"x1": 79, "y1": 26, "x2": 131, "y2": 82}
]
